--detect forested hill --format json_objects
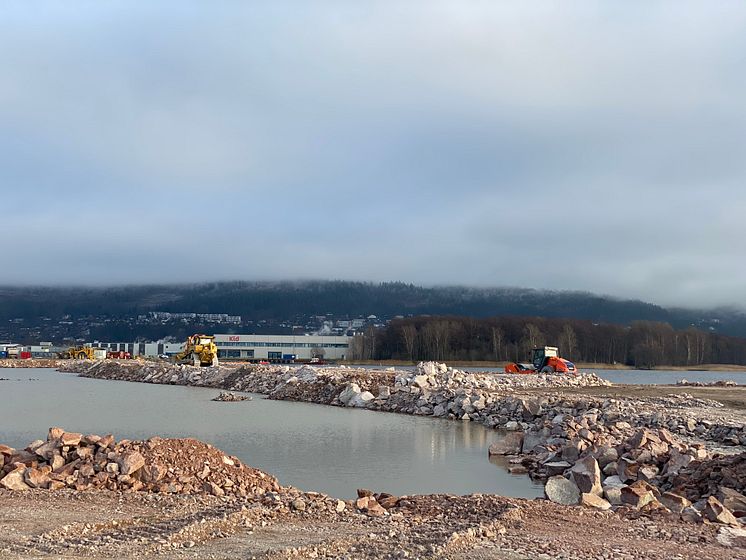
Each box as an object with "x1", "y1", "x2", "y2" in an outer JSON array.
[{"x1": 1, "y1": 281, "x2": 745, "y2": 337}]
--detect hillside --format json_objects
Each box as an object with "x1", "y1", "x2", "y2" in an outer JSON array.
[{"x1": 1, "y1": 281, "x2": 745, "y2": 342}]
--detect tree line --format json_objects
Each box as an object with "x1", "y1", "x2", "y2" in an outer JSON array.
[{"x1": 349, "y1": 316, "x2": 746, "y2": 368}]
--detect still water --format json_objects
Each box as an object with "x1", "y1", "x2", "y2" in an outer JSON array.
[{"x1": 0, "y1": 368, "x2": 543, "y2": 499}]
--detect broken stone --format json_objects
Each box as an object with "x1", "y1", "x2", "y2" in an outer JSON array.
[
  {"x1": 659, "y1": 492, "x2": 691, "y2": 514},
  {"x1": 580, "y1": 493, "x2": 611, "y2": 510},
  {"x1": 621, "y1": 481, "x2": 657, "y2": 509},
  {"x1": 23, "y1": 467, "x2": 50, "y2": 489},
  {"x1": 570, "y1": 456, "x2": 602, "y2": 497},
  {"x1": 545, "y1": 475, "x2": 580, "y2": 505},
  {"x1": 0, "y1": 466, "x2": 31, "y2": 490},
  {"x1": 118, "y1": 451, "x2": 145, "y2": 475},
  {"x1": 489, "y1": 432, "x2": 524, "y2": 456},
  {"x1": 704, "y1": 496, "x2": 740, "y2": 527}
]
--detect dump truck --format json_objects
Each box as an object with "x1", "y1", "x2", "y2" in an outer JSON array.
[
  {"x1": 505, "y1": 346, "x2": 577, "y2": 374},
  {"x1": 172, "y1": 334, "x2": 219, "y2": 367}
]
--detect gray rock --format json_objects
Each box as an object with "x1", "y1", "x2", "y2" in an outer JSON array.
[
  {"x1": 338, "y1": 383, "x2": 362, "y2": 405},
  {"x1": 544, "y1": 461, "x2": 572, "y2": 476},
  {"x1": 545, "y1": 475, "x2": 580, "y2": 505},
  {"x1": 488, "y1": 432, "x2": 524, "y2": 456},
  {"x1": 660, "y1": 492, "x2": 692, "y2": 514},
  {"x1": 571, "y1": 456, "x2": 602, "y2": 497}
]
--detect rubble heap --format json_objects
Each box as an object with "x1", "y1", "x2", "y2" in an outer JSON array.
[
  {"x1": 212, "y1": 391, "x2": 252, "y2": 402},
  {"x1": 0, "y1": 428, "x2": 279, "y2": 497}
]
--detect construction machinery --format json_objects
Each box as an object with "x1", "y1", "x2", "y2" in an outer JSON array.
[
  {"x1": 59, "y1": 346, "x2": 96, "y2": 360},
  {"x1": 172, "y1": 334, "x2": 219, "y2": 367},
  {"x1": 505, "y1": 346, "x2": 577, "y2": 374}
]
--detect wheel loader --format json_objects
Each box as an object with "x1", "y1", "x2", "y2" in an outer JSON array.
[
  {"x1": 59, "y1": 346, "x2": 96, "y2": 360},
  {"x1": 172, "y1": 334, "x2": 219, "y2": 367},
  {"x1": 505, "y1": 346, "x2": 576, "y2": 374}
]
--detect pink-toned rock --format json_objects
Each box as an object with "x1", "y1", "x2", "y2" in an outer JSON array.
[
  {"x1": 0, "y1": 444, "x2": 15, "y2": 456},
  {"x1": 118, "y1": 451, "x2": 145, "y2": 475},
  {"x1": 141, "y1": 464, "x2": 166, "y2": 484},
  {"x1": 82, "y1": 434, "x2": 102, "y2": 446},
  {"x1": 0, "y1": 466, "x2": 31, "y2": 490},
  {"x1": 660, "y1": 492, "x2": 691, "y2": 514},
  {"x1": 581, "y1": 493, "x2": 612, "y2": 510},
  {"x1": 204, "y1": 482, "x2": 224, "y2": 496},
  {"x1": 50, "y1": 453, "x2": 65, "y2": 471},
  {"x1": 48, "y1": 427, "x2": 64, "y2": 441},
  {"x1": 621, "y1": 481, "x2": 658, "y2": 509},
  {"x1": 60, "y1": 432, "x2": 82, "y2": 446},
  {"x1": 24, "y1": 467, "x2": 51, "y2": 489},
  {"x1": 98, "y1": 434, "x2": 115, "y2": 449},
  {"x1": 33, "y1": 441, "x2": 60, "y2": 460},
  {"x1": 704, "y1": 496, "x2": 741, "y2": 527},
  {"x1": 48, "y1": 480, "x2": 66, "y2": 491}
]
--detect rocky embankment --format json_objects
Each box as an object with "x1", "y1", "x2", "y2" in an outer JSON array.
[
  {"x1": 0, "y1": 427, "x2": 279, "y2": 497},
  {"x1": 55, "y1": 360, "x2": 746, "y2": 531},
  {"x1": 1, "y1": 430, "x2": 745, "y2": 559},
  {"x1": 0, "y1": 358, "x2": 65, "y2": 368}
]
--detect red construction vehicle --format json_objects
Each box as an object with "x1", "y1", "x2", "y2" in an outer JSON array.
[
  {"x1": 106, "y1": 351, "x2": 131, "y2": 359},
  {"x1": 505, "y1": 346, "x2": 577, "y2": 374}
]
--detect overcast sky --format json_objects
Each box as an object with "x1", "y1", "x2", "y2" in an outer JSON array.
[{"x1": 1, "y1": 1, "x2": 745, "y2": 308}]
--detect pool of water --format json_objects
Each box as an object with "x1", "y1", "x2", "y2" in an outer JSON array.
[{"x1": 0, "y1": 368, "x2": 543, "y2": 499}]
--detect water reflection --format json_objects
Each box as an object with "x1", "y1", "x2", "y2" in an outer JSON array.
[{"x1": 0, "y1": 369, "x2": 543, "y2": 499}]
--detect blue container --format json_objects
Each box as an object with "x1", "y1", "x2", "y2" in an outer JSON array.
[{"x1": 282, "y1": 354, "x2": 297, "y2": 361}]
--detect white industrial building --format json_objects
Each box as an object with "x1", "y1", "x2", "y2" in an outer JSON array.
[
  {"x1": 213, "y1": 334, "x2": 352, "y2": 361},
  {"x1": 89, "y1": 334, "x2": 352, "y2": 361}
]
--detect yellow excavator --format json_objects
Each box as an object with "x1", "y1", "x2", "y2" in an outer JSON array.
[
  {"x1": 172, "y1": 334, "x2": 219, "y2": 367},
  {"x1": 59, "y1": 346, "x2": 96, "y2": 360}
]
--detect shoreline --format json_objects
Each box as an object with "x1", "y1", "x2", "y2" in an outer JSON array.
[
  {"x1": 2, "y1": 361, "x2": 746, "y2": 557},
  {"x1": 6, "y1": 357, "x2": 746, "y2": 373}
]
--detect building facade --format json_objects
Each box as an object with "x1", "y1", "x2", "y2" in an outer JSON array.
[
  {"x1": 89, "y1": 334, "x2": 352, "y2": 361},
  {"x1": 213, "y1": 334, "x2": 351, "y2": 360}
]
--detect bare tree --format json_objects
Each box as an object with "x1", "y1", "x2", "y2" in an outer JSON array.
[
  {"x1": 560, "y1": 324, "x2": 578, "y2": 357},
  {"x1": 491, "y1": 326, "x2": 504, "y2": 362},
  {"x1": 401, "y1": 324, "x2": 417, "y2": 362}
]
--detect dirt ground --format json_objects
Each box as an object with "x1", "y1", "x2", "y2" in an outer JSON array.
[
  {"x1": 1, "y1": 489, "x2": 742, "y2": 560},
  {"x1": 530, "y1": 384, "x2": 746, "y2": 412}
]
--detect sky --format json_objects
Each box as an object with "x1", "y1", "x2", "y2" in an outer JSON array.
[{"x1": 1, "y1": 1, "x2": 745, "y2": 308}]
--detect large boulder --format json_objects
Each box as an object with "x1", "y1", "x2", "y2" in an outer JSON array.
[
  {"x1": 338, "y1": 383, "x2": 362, "y2": 405},
  {"x1": 118, "y1": 451, "x2": 146, "y2": 475},
  {"x1": 581, "y1": 493, "x2": 612, "y2": 510},
  {"x1": 545, "y1": 476, "x2": 580, "y2": 505},
  {"x1": 718, "y1": 487, "x2": 746, "y2": 517},
  {"x1": 349, "y1": 391, "x2": 375, "y2": 408},
  {"x1": 0, "y1": 466, "x2": 30, "y2": 490},
  {"x1": 660, "y1": 492, "x2": 691, "y2": 514},
  {"x1": 571, "y1": 456, "x2": 602, "y2": 497},
  {"x1": 621, "y1": 481, "x2": 658, "y2": 509},
  {"x1": 488, "y1": 432, "x2": 524, "y2": 456},
  {"x1": 704, "y1": 496, "x2": 741, "y2": 527}
]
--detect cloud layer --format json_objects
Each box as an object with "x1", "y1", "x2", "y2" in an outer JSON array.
[{"x1": 2, "y1": 1, "x2": 745, "y2": 307}]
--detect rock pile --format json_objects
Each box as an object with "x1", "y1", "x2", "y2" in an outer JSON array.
[
  {"x1": 59, "y1": 360, "x2": 746, "y2": 448},
  {"x1": 677, "y1": 379, "x2": 738, "y2": 387},
  {"x1": 0, "y1": 358, "x2": 65, "y2": 368},
  {"x1": 212, "y1": 391, "x2": 251, "y2": 402},
  {"x1": 506, "y1": 416, "x2": 746, "y2": 526},
  {"x1": 0, "y1": 428, "x2": 279, "y2": 497}
]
